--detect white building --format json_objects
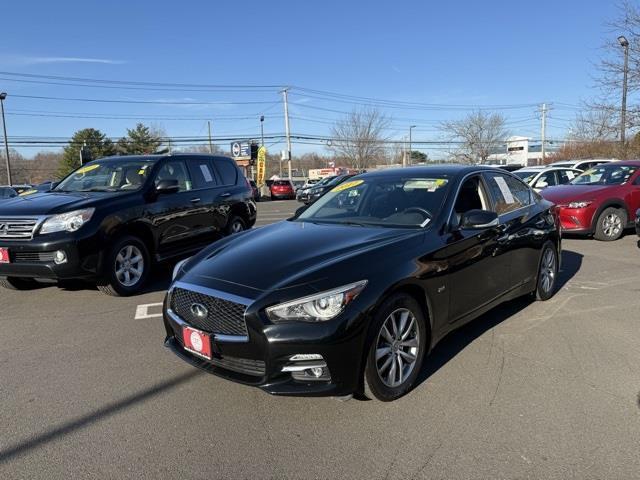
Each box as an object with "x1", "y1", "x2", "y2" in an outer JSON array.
[{"x1": 487, "y1": 136, "x2": 558, "y2": 166}]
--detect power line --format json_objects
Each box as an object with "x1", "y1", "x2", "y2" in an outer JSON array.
[{"x1": 9, "y1": 94, "x2": 280, "y2": 106}]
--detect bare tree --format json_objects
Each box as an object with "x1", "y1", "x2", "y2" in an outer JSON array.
[
  {"x1": 330, "y1": 108, "x2": 390, "y2": 170},
  {"x1": 568, "y1": 105, "x2": 619, "y2": 141},
  {"x1": 440, "y1": 110, "x2": 509, "y2": 164}
]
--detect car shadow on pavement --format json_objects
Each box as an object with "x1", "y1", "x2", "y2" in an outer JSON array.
[
  {"x1": 413, "y1": 249, "x2": 583, "y2": 391},
  {"x1": 0, "y1": 369, "x2": 204, "y2": 465}
]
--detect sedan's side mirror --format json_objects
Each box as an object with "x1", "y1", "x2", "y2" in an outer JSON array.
[
  {"x1": 155, "y1": 179, "x2": 180, "y2": 195},
  {"x1": 460, "y1": 209, "x2": 499, "y2": 229}
]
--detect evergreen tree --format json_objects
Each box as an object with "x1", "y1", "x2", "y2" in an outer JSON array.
[
  {"x1": 58, "y1": 128, "x2": 116, "y2": 178},
  {"x1": 117, "y1": 123, "x2": 163, "y2": 155}
]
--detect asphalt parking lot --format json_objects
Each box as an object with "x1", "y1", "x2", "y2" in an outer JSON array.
[{"x1": 1, "y1": 199, "x2": 639, "y2": 479}]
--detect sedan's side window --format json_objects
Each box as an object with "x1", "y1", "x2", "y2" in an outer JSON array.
[
  {"x1": 484, "y1": 172, "x2": 532, "y2": 215},
  {"x1": 534, "y1": 171, "x2": 557, "y2": 189},
  {"x1": 451, "y1": 175, "x2": 490, "y2": 226},
  {"x1": 558, "y1": 169, "x2": 578, "y2": 184}
]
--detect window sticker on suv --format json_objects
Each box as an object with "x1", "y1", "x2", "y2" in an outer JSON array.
[
  {"x1": 76, "y1": 164, "x2": 101, "y2": 175},
  {"x1": 332, "y1": 179, "x2": 364, "y2": 193}
]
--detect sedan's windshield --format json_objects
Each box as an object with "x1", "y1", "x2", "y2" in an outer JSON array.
[
  {"x1": 296, "y1": 175, "x2": 451, "y2": 228},
  {"x1": 55, "y1": 160, "x2": 156, "y2": 192},
  {"x1": 570, "y1": 164, "x2": 638, "y2": 186}
]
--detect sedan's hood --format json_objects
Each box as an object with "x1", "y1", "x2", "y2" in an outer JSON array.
[
  {"x1": 0, "y1": 191, "x2": 119, "y2": 216},
  {"x1": 541, "y1": 184, "x2": 613, "y2": 204},
  {"x1": 182, "y1": 221, "x2": 422, "y2": 293}
]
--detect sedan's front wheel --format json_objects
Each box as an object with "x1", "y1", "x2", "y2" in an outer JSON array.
[
  {"x1": 535, "y1": 242, "x2": 558, "y2": 301},
  {"x1": 594, "y1": 207, "x2": 626, "y2": 241},
  {"x1": 363, "y1": 293, "x2": 427, "y2": 401}
]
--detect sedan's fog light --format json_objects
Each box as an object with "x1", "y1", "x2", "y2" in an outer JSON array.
[{"x1": 54, "y1": 250, "x2": 67, "y2": 265}]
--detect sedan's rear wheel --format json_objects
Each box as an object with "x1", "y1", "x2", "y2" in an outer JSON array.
[
  {"x1": 594, "y1": 207, "x2": 626, "y2": 241},
  {"x1": 363, "y1": 293, "x2": 427, "y2": 401}
]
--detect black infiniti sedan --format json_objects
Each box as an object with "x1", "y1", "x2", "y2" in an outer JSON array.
[{"x1": 164, "y1": 165, "x2": 561, "y2": 401}]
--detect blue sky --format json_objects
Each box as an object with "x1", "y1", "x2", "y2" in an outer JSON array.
[{"x1": 0, "y1": 0, "x2": 623, "y2": 159}]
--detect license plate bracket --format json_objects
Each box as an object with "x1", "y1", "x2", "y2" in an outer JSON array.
[{"x1": 182, "y1": 326, "x2": 212, "y2": 360}]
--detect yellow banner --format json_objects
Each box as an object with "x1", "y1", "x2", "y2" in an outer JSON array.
[{"x1": 257, "y1": 146, "x2": 267, "y2": 185}]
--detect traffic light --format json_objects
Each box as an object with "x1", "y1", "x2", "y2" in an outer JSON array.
[{"x1": 250, "y1": 143, "x2": 259, "y2": 165}]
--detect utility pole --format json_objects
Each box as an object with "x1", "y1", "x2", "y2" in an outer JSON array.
[
  {"x1": 619, "y1": 35, "x2": 630, "y2": 151},
  {"x1": 207, "y1": 120, "x2": 213, "y2": 154},
  {"x1": 0, "y1": 93, "x2": 11, "y2": 185},
  {"x1": 282, "y1": 88, "x2": 292, "y2": 179},
  {"x1": 409, "y1": 125, "x2": 416, "y2": 166},
  {"x1": 540, "y1": 103, "x2": 547, "y2": 165}
]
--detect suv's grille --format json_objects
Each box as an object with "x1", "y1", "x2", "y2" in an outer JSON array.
[
  {"x1": 13, "y1": 251, "x2": 56, "y2": 263},
  {"x1": 171, "y1": 287, "x2": 248, "y2": 336},
  {"x1": 0, "y1": 218, "x2": 39, "y2": 240}
]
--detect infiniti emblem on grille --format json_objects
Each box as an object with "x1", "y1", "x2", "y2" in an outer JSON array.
[{"x1": 190, "y1": 303, "x2": 208, "y2": 318}]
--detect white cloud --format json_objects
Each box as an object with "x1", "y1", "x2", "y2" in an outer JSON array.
[{"x1": 0, "y1": 54, "x2": 125, "y2": 65}]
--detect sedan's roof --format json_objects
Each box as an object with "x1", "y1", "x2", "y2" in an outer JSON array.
[{"x1": 363, "y1": 164, "x2": 498, "y2": 178}]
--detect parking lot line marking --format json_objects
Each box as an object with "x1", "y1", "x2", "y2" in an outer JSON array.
[{"x1": 135, "y1": 303, "x2": 163, "y2": 320}]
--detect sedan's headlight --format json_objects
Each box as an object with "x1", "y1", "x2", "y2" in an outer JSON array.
[
  {"x1": 566, "y1": 201, "x2": 592, "y2": 209},
  {"x1": 40, "y1": 208, "x2": 95, "y2": 234},
  {"x1": 266, "y1": 280, "x2": 367, "y2": 322}
]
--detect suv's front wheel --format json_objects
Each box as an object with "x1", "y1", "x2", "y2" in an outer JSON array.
[{"x1": 97, "y1": 236, "x2": 150, "y2": 296}]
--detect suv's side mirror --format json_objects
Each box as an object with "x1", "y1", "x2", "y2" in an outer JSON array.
[
  {"x1": 460, "y1": 209, "x2": 499, "y2": 229},
  {"x1": 155, "y1": 179, "x2": 180, "y2": 195}
]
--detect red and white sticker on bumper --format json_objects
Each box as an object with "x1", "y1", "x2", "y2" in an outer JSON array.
[{"x1": 182, "y1": 326, "x2": 212, "y2": 360}]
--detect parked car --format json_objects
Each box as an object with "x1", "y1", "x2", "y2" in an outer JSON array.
[
  {"x1": 296, "y1": 176, "x2": 337, "y2": 203},
  {"x1": 0, "y1": 154, "x2": 256, "y2": 295},
  {"x1": 0, "y1": 186, "x2": 18, "y2": 200},
  {"x1": 513, "y1": 166, "x2": 583, "y2": 191},
  {"x1": 270, "y1": 180, "x2": 295, "y2": 200},
  {"x1": 164, "y1": 165, "x2": 560, "y2": 401},
  {"x1": 302, "y1": 179, "x2": 321, "y2": 189},
  {"x1": 10, "y1": 184, "x2": 34, "y2": 195},
  {"x1": 299, "y1": 174, "x2": 356, "y2": 204},
  {"x1": 636, "y1": 208, "x2": 640, "y2": 247},
  {"x1": 541, "y1": 161, "x2": 640, "y2": 241},
  {"x1": 546, "y1": 159, "x2": 617, "y2": 171},
  {"x1": 249, "y1": 180, "x2": 261, "y2": 202}
]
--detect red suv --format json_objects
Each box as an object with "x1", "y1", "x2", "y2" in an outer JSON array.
[
  {"x1": 541, "y1": 161, "x2": 640, "y2": 241},
  {"x1": 270, "y1": 180, "x2": 295, "y2": 200}
]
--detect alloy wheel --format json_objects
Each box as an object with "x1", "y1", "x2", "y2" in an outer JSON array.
[
  {"x1": 375, "y1": 308, "x2": 420, "y2": 388},
  {"x1": 540, "y1": 248, "x2": 556, "y2": 294},
  {"x1": 230, "y1": 220, "x2": 244, "y2": 234},
  {"x1": 115, "y1": 245, "x2": 144, "y2": 287},
  {"x1": 602, "y1": 213, "x2": 622, "y2": 238}
]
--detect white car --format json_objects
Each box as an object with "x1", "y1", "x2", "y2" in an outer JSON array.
[
  {"x1": 513, "y1": 166, "x2": 583, "y2": 191},
  {"x1": 546, "y1": 158, "x2": 617, "y2": 171}
]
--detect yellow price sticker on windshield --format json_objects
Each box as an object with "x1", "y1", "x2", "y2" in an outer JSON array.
[
  {"x1": 19, "y1": 189, "x2": 38, "y2": 196},
  {"x1": 331, "y1": 179, "x2": 363, "y2": 193},
  {"x1": 76, "y1": 164, "x2": 100, "y2": 175}
]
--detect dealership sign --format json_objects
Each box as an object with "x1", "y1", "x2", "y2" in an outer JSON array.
[
  {"x1": 230, "y1": 141, "x2": 251, "y2": 159},
  {"x1": 257, "y1": 146, "x2": 267, "y2": 185}
]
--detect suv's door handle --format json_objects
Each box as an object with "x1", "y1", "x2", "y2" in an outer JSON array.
[
  {"x1": 220, "y1": 192, "x2": 231, "y2": 198},
  {"x1": 190, "y1": 198, "x2": 201, "y2": 203}
]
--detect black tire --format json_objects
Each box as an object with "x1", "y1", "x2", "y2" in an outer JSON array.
[
  {"x1": 362, "y1": 293, "x2": 428, "y2": 401},
  {"x1": 226, "y1": 215, "x2": 246, "y2": 235},
  {"x1": 594, "y1": 207, "x2": 627, "y2": 241},
  {"x1": 96, "y1": 235, "x2": 150, "y2": 296},
  {"x1": 0, "y1": 276, "x2": 38, "y2": 290},
  {"x1": 535, "y1": 241, "x2": 559, "y2": 301}
]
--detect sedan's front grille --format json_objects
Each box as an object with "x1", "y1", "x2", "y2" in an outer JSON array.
[
  {"x1": 12, "y1": 251, "x2": 56, "y2": 263},
  {"x1": 0, "y1": 218, "x2": 39, "y2": 240},
  {"x1": 171, "y1": 287, "x2": 248, "y2": 336}
]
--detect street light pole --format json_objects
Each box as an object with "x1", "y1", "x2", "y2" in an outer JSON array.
[
  {"x1": 618, "y1": 35, "x2": 629, "y2": 150},
  {"x1": 260, "y1": 115, "x2": 265, "y2": 146},
  {"x1": 409, "y1": 125, "x2": 416, "y2": 165},
  {"x1": 0, "y1": 93, "x2": 11, "y2": 185}
]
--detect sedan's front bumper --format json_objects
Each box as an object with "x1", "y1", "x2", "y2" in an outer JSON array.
[{"x1": 163, "y1": 295, "x2": 368, "y2": 397}]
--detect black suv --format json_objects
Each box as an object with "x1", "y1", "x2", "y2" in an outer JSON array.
[{"x1": 0, "y1": 154, "x2": 256, "y2": 295}]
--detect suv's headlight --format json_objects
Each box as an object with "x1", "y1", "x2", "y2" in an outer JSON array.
[
  {"x1": 40, "y1": 208, "x2": 95, "y2": 234},
  {"x1": 566, "y1": 201, "x2": 592, "y2": 209},
  {"x1": 266, "y1": 280, "x2": 367, "y2": 322}
]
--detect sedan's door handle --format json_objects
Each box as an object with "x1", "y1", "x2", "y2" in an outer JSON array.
[
  {"x1": 190, "y1": 198, "x2": 201, "y2": 203},
  {"x1": 220, "y1": 192, "x2": 231, "y2": 198}
]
